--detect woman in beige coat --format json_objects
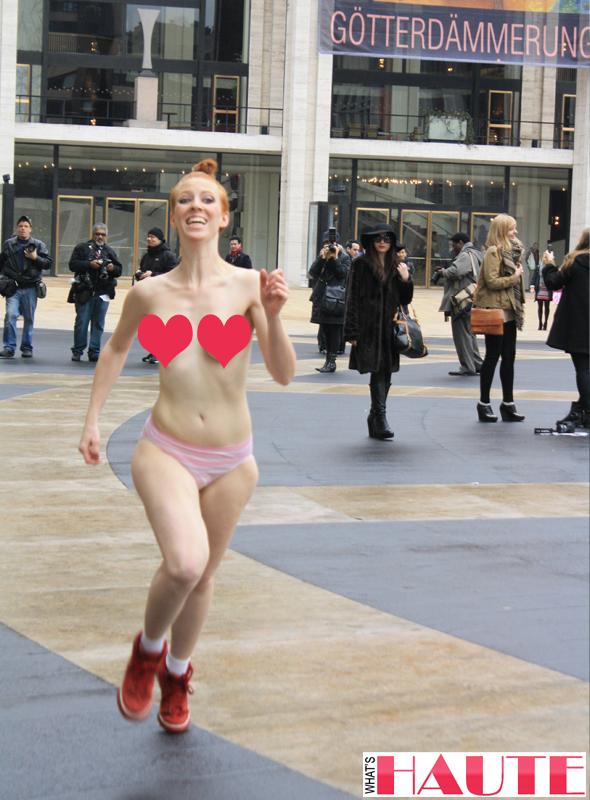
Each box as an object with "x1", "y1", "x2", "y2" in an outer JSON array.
[{"x1": 473, "y1": 214, "x2": 525, "y2": 423}]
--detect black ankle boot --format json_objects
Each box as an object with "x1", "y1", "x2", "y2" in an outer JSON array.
[
  {"x1": 557, "y1": 401, "x2": 584, "y2": 427},
  {"x1": 500, "y1": 402, "x2": 525, "y2": 422},
  {"x1": 477, "y1": 402, "x2": 498, "y2": 422},
  {"x1": 317, "y1": 353, "x2": 336, "y2": 373},
  {"x1": 582, "y1": 410, "x2": 590, "y2": 430}
]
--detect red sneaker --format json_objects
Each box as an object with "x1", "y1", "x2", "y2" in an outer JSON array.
[
  {"x1": 157, "y1": 660, "x2": 194, "y2": 733},
  {"x1": 117, "y1": 632, "x2": 167, "y2": 721}
]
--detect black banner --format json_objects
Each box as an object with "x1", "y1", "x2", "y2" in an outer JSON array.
[{"x1": 318, "y1": 0, "x2": 590, "y2": 68}]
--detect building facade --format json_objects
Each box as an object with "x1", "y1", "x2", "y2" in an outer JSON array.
[{"x1": 0, "y1": 0, "x2": 587, "y2": 286}]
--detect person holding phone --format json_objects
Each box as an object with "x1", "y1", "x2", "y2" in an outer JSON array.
[{"x1": 529, "y1": 242, "x2": 553, "y2": 330}]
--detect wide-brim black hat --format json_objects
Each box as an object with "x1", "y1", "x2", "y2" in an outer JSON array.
[{"x1": 360, "y1": 224, "x2": 397, "y2": 251}]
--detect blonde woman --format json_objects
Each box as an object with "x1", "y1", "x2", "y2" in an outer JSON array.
[
  {"x1": 473, "y1": 214, "x2": 525, "y2": 423},
  {"x1": 78, "y1": 160, "x2": 296, "y2": 733},
  {"x1": 542, "y1": 228, "x2": 589, "y2": 428}
]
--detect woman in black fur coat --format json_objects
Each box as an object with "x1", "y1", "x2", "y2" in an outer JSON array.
[
  {"x1": 542, "y1": 228, "x2": 589, "y2": 428},
  {"x1": 343, "y1": 225, "x2": 413, "y2": 439}
]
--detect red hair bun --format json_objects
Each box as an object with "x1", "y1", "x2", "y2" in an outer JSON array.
[{"x1": 192, "y1": 159, "x2": 218, "y2": 177}]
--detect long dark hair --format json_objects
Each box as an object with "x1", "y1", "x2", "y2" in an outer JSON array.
[{"x1": 365, "y1": 239, "x2": 399, "y2": 281}]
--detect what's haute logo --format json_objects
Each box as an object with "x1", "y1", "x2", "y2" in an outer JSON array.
[{"x1": 363, "y1": 753, "x2": 586, "y2": 797}]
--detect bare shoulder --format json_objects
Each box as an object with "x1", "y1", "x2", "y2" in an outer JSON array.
[{"x1": 233, "y1": 265, "x2": 260, "y2": 298}]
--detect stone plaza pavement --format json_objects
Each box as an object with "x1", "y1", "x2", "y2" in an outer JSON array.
[{"x1": 0, "y1": 280, "x2": 588, "y2": 799}]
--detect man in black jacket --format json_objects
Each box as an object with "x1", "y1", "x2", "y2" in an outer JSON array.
[
  {"x1": 135, "y1": 227, "x2": 177, "y2": 364},
  {"x1": 224, "y1": 236, "x2": 252, "y2": 269},
  {"x1": 135, "y1": 227, "x2": 177, "y2": 282},
  {"x1": 69, "y1": 223, "x2": 122, "y2": 362},
  {"x1": 0, "y1": 215, "x2": 53, "y2": 359}
]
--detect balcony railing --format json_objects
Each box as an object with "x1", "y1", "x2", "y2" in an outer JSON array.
[
  {"x1": 16, "y1": 95, "x2": 283, "y2": 136},
  {"x1": 16, "y1": 96, "x2": 135, "y2": 126},
  {"x1": 158, "y1": 103, "x2": 283, "y2": 135},
  {"x1": 331, "y1": 111, "x2": 574, "y2": 149}
]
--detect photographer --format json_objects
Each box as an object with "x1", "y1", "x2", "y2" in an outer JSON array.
[
  {"x1": 68, "y1": 224, "x2": 122, "y2": 362},
  {"x1": 308, "y1": 230, "x2": 350, "y2": 373},
  {"x1": 135, "y1": 227, "x2": 177, "y2": 283},
  {"x1": 0, "y1": 215, "x2": 52, "y2": 359},
  {"x1": 433, "y1": 232, "x2": 483, "y2": 377},
  {"x1": 135, "y1": 228, "x2": 177, "y2": 363}
]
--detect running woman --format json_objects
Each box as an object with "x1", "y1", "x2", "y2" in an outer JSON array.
[{"x1": 78, "y1": 159, "x2": 296, "y2": 732}]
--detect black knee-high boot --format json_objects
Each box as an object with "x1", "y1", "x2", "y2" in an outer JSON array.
[{"x1": 368, "y1": 372, "x2": 394, "y2": 439}]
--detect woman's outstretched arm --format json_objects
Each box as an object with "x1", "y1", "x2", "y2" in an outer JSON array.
[
  {"x1": 79, "y1": 286, "x2": 148, "y2": 464},
  {"x1": 249, "y1": 269, "x2": 296, "y2": 387}
]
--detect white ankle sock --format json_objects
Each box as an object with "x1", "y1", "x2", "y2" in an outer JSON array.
[
  {"x1": 140, "y1": 631, "x2": 166, "y2": 655},
  {"x1": 166, "y1": 653, "x2": 190, "y2": 676}
]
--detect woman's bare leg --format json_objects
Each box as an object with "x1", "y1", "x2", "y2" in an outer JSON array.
[
  {"x1": 131, "y1": 439, "x2": 210, "y2": 642},
  {"x1": 168, "y1": 456, "x2": 259, "y2": 660}
]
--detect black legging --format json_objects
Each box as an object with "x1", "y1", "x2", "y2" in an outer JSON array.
[
  {"x1": 571, "y1": 352, "x2": 590, "y2": 411},
  {"x1": 320, "y1": 322, "x2": 341, "y2": 355},
  {"x1": 480, "y1": 320, "x2": 517, "y2": 404},
  {"x1": 537, "y1": 299, "x2": 550, "y2": 326}
]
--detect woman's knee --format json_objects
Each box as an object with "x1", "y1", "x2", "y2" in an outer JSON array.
[{"x1": 164, "y1": 545, "x2": 210, "y2": 588}]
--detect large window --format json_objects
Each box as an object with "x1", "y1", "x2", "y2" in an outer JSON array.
[
  {"x1": 354, "y1": 161, "x2": 505, "y2": 209},
  {"x1": 332, "y1": 58, "x2": 522, "y2": 146},
  {"x1": 18, "y1": 0, "x2": 250, "y2": 128},
  {"x1": 327, "y1": 157, "x2": 572, "y2": 272},
  {"x1": 44, "y1": 0, "x2": 248, "y2": 62}
]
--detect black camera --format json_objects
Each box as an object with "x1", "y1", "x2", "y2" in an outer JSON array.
[
  {"x1": 72, "y1": 272, "x2": 94, "y2": 305},
  {"x1": 95, "y1": 256, "x2": 112, "y2": 281},
  {"x1": 25, "y1": 243, "x2": 36, "y2": 252},
  {"x1": 134, "y1": 269, "x2": 143, "y2": 282},
  {"x1": 555, "y1": 420, "x2": 575, "y2": 433},
  {"x1": 327, "y1": 226, "x2": 338, "y2": 255},
  {"x1": 430, "y1": 267, "x2": 444, "y2": 285}
]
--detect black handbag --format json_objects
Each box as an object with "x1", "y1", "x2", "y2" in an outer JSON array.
[
  {"x1": 0, "y1": 276, "x2": 18, "y2": 298},
  {"x1": 321, "y1": 284, "x2": 346, "y2": 316},
  {"x1": 393, "y1": 305, "x2": 428, "y2": 359}
]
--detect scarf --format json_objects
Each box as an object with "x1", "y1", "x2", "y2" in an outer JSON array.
[{"x1": 501, "y1": 242, "x2": 524, "y2": 330}]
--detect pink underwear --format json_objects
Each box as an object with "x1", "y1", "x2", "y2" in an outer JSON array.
[{"x1": 140, "y1": 415, "x2": 253, "y2": 490}]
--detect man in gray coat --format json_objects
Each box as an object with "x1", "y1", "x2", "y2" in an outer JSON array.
[{"x1": 435, "y1": 232, "x2": 483, "y2": 376}]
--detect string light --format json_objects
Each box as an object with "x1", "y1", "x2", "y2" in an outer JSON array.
[{"x1": 360, "y1": 177, "x2": 423, "y2": 185}]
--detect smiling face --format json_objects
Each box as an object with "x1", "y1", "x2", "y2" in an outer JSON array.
[
  {"x1": 170, "y1": 174, "x2": 229, "y2": 244},
  {"x1": 508, "y1": 224, "x2": 518, "y2": 241},
  {"x1": 397, "y1": 247, "x2": 407, "y2": 261},
  {"x1": 147, "y1": 233, "x2": 161, "y2": 247}
]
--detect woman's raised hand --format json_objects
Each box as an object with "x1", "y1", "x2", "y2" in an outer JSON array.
[
  {"x1": 397, "y1": 262, "x2": 410, "y2": 281},
  {"x1": 260, "y1": 268, "x2": 289, "y2": 317},
  {"x1": 79, "y1": 423, "x2": 102, "y2": 465}
]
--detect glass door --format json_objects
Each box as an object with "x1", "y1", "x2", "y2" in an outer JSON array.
[
  {"x1": 400, "y1": 210, "x2": 459, "y2": 286},
  {"x1": 106, "y1": 198, "x2": 169, "y2": 276},
  {"x1": 106, "y1": 199, "x2": 136, "y2": 276},
  {"x1": 399, "y1": 210, "x2": 428, "y2": 287},
  {"x1": 56, "y1": 196, "x2": 94, "y2": 275}
]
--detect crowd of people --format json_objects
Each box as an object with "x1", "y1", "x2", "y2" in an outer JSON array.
[
  {"x1": 306, "y1": 216, "x2": 588, "y2": 434},
  {"x1": 1, "y1": 210, "x2": 586, "y2": 436}
]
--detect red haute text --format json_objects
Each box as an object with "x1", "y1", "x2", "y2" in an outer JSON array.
[{"x1": 363, "y1": 752, "x2": 587, "y2": 797}]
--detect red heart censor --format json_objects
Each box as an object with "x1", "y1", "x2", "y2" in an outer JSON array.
[
  {"x1": 138, "y1": 314, "x2": 193, "y2": 368},
  {"x1": 197, "y1": 314, "x2": 251, "y2": 368}
]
